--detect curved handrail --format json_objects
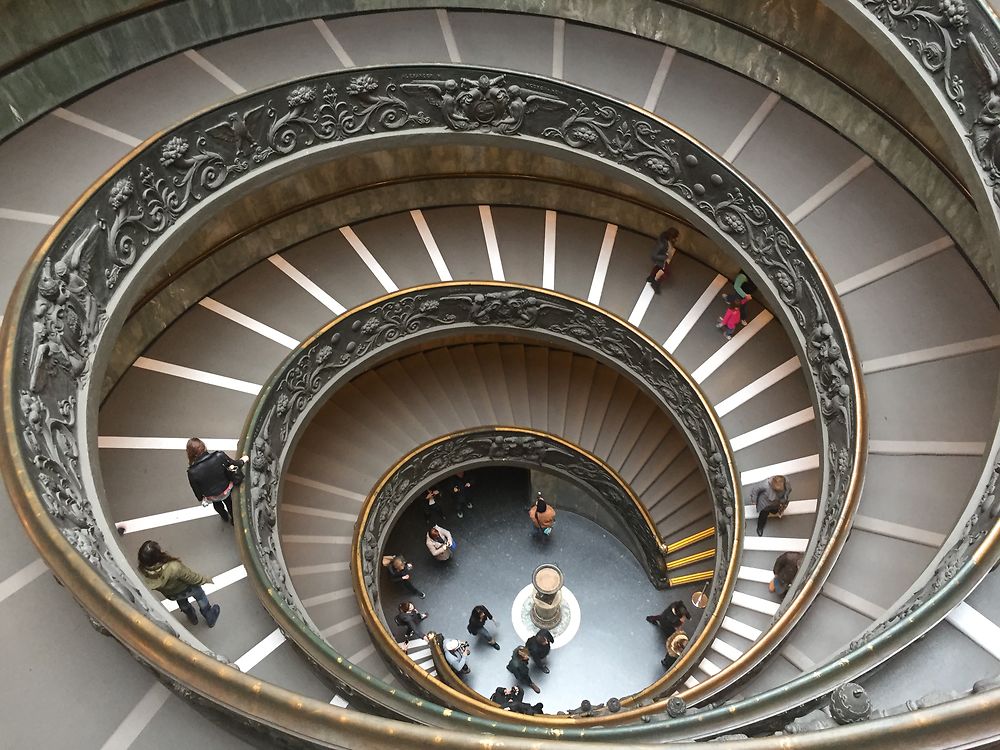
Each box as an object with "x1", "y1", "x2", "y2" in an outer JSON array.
[
  {"x1": 239, "y1": 285, "x2": 740, "y2": 727},
  {"x1": 0, "y1": 63, "x2": 866, "y2": 742},
  {"x1": 349, "y1": 426, "x2": 706, "y2": 714}
]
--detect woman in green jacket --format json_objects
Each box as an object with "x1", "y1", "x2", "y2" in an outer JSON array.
[{"x1": 138, "y1": 540, "x2": 221, "y2": 627}]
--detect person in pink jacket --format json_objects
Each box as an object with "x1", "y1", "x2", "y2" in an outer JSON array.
[{"x1": 716, "y1": 296, "x2": 750, "y2": 340}]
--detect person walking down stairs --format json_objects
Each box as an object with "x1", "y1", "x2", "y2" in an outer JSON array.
[
  {"x1": 646, "y1": 227, "x2": 680, "y2": 294},
  {"x1": 749, "y1": 475, "x2": 792, "y2": 536},
  {"x1": 770, "y1": 551, "x2": 803, "y2": 598},
  {"x1": 716, "y1": 296, "x2": 750, "y2": 340},
  {"x1": 138, "y1": 540, "x2": 220, "y2": 627},
  {"x1": 185, "y1": 437, "x2": 249, "y2": 525}
]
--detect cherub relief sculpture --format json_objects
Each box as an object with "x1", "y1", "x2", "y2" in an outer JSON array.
[
  {"x1": 27, "y1": 224, "x2": 106, "y2": 393},
  {"x1": 401, "y1": 73, "x2": 566, "y2": 133}
]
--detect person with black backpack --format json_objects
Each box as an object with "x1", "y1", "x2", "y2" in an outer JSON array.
[{"x1": 186, "y1": 437, "x2": 249, "y2": 525}]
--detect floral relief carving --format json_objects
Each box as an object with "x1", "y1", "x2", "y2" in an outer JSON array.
[
  {"x1": 858, "y1": 1, "x2": 1000, "y2": 212},
  {"x1": 861, "y1": 0, "x2": 968, "y2": 112}
]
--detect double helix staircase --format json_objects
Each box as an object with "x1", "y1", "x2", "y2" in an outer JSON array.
[{"x1": 1, "y1": 5, "x2": 1000, "y2": 748}]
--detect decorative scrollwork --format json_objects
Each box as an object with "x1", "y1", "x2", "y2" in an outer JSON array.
[
  {"x1": 855, "y1": 1, "x2": 1000, "y2": 211},
  {"x1": 862, "y1": 1, "x2": 968, "y2": 111},
  {"x1": 5, "y1": 65, "x2": 865, "y2": 719},
  {"x1": 544, "y1": 101, "x2": 694, "y2": 198},
  {"x1": 18, "y1": 390, "x2": 173, "y2": 630}
]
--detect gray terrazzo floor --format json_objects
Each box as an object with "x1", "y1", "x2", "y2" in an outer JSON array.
[{"x1": 380, "y1": 467, "x2": 700, "y2": 712}]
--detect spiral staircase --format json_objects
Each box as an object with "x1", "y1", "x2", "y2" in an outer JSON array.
[{"x1": 2, "y1": 3, "x2": 1000, "y2": 748}]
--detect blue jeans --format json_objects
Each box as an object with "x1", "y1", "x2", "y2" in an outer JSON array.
[{"x1": 173, "y1": 585, "x2": 212, "y2": 617}]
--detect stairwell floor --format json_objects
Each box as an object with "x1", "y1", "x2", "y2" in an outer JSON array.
[{"x1": 380, "y1": 467, "x2": 699, "y2": 711}]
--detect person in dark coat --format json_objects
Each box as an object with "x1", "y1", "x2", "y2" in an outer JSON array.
[
  {"x1": 646, "y1": 600, "x2": 690, "y2": 636},
  {"x1": 395, "y1": 600, "x2": 428, "y2": 643},
  {"x1": 506, "y1": 646, "x2": 540, "y2": 693},
  {"x1": 525, "y1": 628, "x2": 553, "y2": 673},
  {"x1": 446, "y1": 471, "x2": 474, "y2": 518},
  {"x1": 490, "y1": 685, "x2": 543, "y2": 715},
  {"x1": 422, "y1": 486, "x2": 446, "y2": 526},
  {"x1": 770, "y1": 551, "x2": 803, "y2": 598},
  {"x1": 749, "y1": 475, "x2": 791, "y2": 536},
  {"x1": 186, "y1": 437, "x2": 248, "y2": 525},
  {"x1": 646, "y1": 227, "x2": 680, "y2": 294},
  {"x1": 385, "y1": 555, "x2": 425, "y2": 598},
  {"x1": 467, "y1": 604, "x2": 501, "y2": 649}
]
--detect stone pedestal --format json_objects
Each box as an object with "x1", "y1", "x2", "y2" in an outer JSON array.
[{"x1": 530, "y1": 564, "x2": 564, "y2": 629}]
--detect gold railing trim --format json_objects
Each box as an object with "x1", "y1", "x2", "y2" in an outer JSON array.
[
  {"x1": 666, "y1": 548, "x2": 716, "y2": 571},
  {"x1": 668, "y1": 571, "x2": 715, "y2": 587},
  {"x1": 664, "y1": 526, "x2": 715, "y2": 554}
]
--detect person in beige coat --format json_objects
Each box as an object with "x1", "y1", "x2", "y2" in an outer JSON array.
[
  {"x1": 529, "y1": 492, "x2": 556, "y2": 539},
  {"x1": 426, "y1": 524, "x2": 455, "y2": 561}
]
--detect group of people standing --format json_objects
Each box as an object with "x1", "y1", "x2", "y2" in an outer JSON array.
[
  {"x1": 136, "y1": 438, "x2": 250, "y2": 628},
  {"x1": 646, "y1": 599, "x2": 692, "y2": 669},
  {"x1": 381, "y1": 475, "x2": 564, "y2": 713},
  {"x1": 385, "y1": 484, "x2": 558, "y2": 597}
]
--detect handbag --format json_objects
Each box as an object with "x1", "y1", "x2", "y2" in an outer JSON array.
[{"x1": 223, "y1": 453, "x2": 246, "y2": 484}]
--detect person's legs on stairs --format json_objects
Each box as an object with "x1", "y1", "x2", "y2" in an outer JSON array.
[
  {"x1": 189, "y1": 584, "x2": 221, "y2": 627},
  {"x1": 175, "y1": 595, "x2": 198, "y2": 626},
  {"x1": 212, "y1": 499, "x2": 231, "y2": 523}
]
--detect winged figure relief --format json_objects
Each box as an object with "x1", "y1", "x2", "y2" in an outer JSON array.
[
  {"x1": 967, "y1": 33, "x2": 1000, "y2": 181},
  {"x1": 205, "y1": 105, "x2": 268, "y2": 158},
  {"x1": 27, "y1": 224, "x2": 106, "y2": 392},
  {"x1": 402, "y1": 75, "x2": 566, "y2": 133},
  {"x1": 400, "y1": 78, "x2": 471, "y2": 130},
  {"x1": 495, "y1": 83, "x2": 567, "y2": 134}
]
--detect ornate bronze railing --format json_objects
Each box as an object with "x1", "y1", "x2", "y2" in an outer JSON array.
[
  {"x1": 0, "y1": 64, "x2": 872, "y2": 742},
  {"x1": 239, "y1": 284, "x2": 741, "y2": 725},
  {"x1": 350, "y1": 426, "x2": 713, "y2": 714}
]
